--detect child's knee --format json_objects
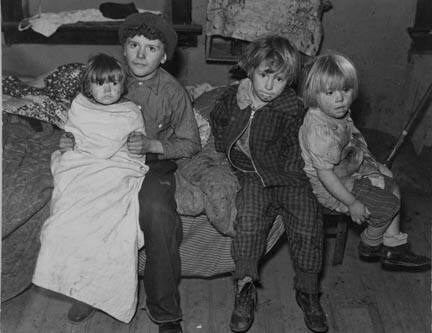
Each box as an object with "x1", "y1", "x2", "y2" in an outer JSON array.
[{"x1": 367, "y1": 194, "x2": 400, "y2": 227}]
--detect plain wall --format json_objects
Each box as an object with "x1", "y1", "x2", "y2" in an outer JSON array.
[
  {"x1": 320, "y1": 0, "x2": 417, "y2": 136},
  {"x1": 3, "y1": 0, "x2": 430, "y2": 150}
]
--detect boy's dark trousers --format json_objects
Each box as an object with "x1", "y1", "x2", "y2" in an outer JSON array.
[{"x1": 138, "y1": 157, "x2": 183, "y2": 323}]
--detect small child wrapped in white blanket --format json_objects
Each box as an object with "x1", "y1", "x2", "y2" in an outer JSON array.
[{"x1": 32, "y1": 54, "x2": 148, "y2": 323}]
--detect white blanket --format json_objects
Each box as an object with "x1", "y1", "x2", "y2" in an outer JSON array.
[{"x1": 32, "y1": 94, "x2": 148, "y2": 322}]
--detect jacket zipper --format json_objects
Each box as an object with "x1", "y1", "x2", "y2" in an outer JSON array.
[{"x1": 227, "y1": 106, "x2": 266, "y2": 186}]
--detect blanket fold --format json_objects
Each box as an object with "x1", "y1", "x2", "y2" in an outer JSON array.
[{"x1": 32, "y1": 94, "x2": 148, "y2": 322}]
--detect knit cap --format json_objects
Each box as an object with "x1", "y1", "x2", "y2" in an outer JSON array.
[{"x1": 118, "y1": 12, "x2": 178, "y2": 59}]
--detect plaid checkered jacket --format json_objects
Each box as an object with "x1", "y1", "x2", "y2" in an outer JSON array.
[{"x1": 210, "y1": 84, "x2": 309, "y2": 187}]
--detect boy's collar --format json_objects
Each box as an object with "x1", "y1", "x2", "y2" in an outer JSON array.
[
  {"x1": 126, "y1": 67, "x2": 161, "y2": 95},
  {"x1": 236, "y1": 78, "x2": 266, "y2": 110},
  {"x1": 236, "y1": 78, "x2": 252, "y2": 110}
]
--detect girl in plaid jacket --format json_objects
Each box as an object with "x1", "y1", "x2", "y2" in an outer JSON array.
[{"x1": 210, "y1": 36, "x2": 328, "y2": 333}]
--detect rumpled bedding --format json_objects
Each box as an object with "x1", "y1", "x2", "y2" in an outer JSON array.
[
  {"x1": 2, "y1": 63, "x2": 85, "y2": 128},
  {"x1": 2, "y1": 120, "x2": 61, "y2": 301},
  {"x1": 2, "y1": 67, "x2": 286, "y2": 303},
  {"x1": 32, "y1": 94, "x2": 148, "y2": 322}
]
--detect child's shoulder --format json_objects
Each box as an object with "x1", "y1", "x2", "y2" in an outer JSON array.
[
  {"x1": 72, "y1": 92, "x2": 86, "y2": 102},
  {"x1": 158, "y1": 68, "x2": 186, "y2": 91},
  {"x1": 209, "y1": 84, "x2": 238, "y2": 106},
  {"x1": 272, "y1": 88, "x2": 304, "y2": 114},
  {"x1": 71, "y1": 93, "x2": 94, "y2": 108},
  {"x1": 222, "y1": 84, "x2": 239, "y2": 98},
  {"x1": 304, "y1": 108, "x2": 330, "y2": 123},
  {"x1": 303, "y1": 109, "x2": 348, "y2": 141}
]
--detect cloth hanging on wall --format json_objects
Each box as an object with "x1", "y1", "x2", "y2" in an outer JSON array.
[{"x1": 206, "y1": 0, "x2": 324, "y2": 56}]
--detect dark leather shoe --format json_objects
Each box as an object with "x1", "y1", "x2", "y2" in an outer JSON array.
[
  {"x1": 295, "y1": 291, "x2": 328, "y2": 333},
  {"x1": 358, "y1": 242, "x2": 383, "y2": 262},
  {"x1": 67, "y1": 300, "x2": 95, "y2": 324},
  {"x1": 158, "y1": 321, "x2": 183, "y2": 333},
  {"x1": 382, "y1": 243, "x2": 431, "y2": 272},
  {"x1": 229, "y1": 281, "x2": 257, "y2": 332}
]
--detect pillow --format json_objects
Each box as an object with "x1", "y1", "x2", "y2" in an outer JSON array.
[
  {"x1": 2, "y1": 63, "x2": 86, "y2": 129},
  {"x1": 2, "y1": 93, "x2": 68, "y2": 129},
  {"x1": 193, "y1": 86, "x2": 227, "y2": 122},
  {"x1": 193, "y1": 109, "x2": 211, "y2": 147},
  {"x1": 188, "y1": 83, "x2": 227, "y2": 148}
]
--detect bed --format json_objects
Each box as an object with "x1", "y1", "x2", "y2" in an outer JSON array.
[{"x1": 1, "y1": 64, "x2": 285, "y2": 302}]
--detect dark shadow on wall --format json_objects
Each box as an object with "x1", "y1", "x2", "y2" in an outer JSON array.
[
  {"x1": 162, "y1": 49, "x2": 184, "y2": 78},
  {"x1": 350, "y1": 91, "x2": 372, "y2": 129}
]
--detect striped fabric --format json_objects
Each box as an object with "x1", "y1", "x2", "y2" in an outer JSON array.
[
  {"x1": 352, "y1": 176, "x2": 400, "y2": 228},
  {"x1": 138, "y1": 215, "x2": 285, "y2": 277}
]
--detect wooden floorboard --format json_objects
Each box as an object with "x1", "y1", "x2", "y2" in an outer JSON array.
[
  {"x1": 2, "y1": 193, "x2": 430, "y2": 333},
  {"x1": 181, "y1": 277, "x2": 211, "y2": 333}
]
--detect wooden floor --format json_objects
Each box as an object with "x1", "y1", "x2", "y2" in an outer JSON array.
[{"x1": 2, "y1": 193, "x2": 430, "y2": 333}]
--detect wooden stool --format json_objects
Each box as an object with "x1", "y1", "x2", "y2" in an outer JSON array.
[{"x1": 323, "y1": 209, "x2": 350, "y2": 265}]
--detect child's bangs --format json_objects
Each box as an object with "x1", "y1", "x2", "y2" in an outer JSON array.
[
  {"x1": 319, "y1": 68, "x2": 355, "y2": 92},
  {"x1": 90, "y1": 69, "x2": 123, "y2": 85}
]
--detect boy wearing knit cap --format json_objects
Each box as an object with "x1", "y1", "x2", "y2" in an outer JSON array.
[
  {"x1": 121, "y1": 13, "x2": 200, "y2": 333},
  {"x1": 61, "y1": 12, "x2": 200, "y2": 333}
]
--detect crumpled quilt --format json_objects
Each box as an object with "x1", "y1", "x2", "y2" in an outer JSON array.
[
  {"x1": 2, "y1": 121, "x2": 60, "y2": 302},
  {"x1": 175, "y1": 134, "x2": 238, "y2": 236},
  {"x1": 31, "y1": 94, "x2": 148, "y2": 323},
  {"x1": 2, "y1": 63, "x2": 86, "y2": 128}
]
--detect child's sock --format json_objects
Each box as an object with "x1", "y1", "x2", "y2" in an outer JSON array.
[
  {"x1": 383, "y1": 232, "x2": 408, "y2": 247},
  {"x1": 237, "y1": 276, "x2": 253, "y2": 291}
]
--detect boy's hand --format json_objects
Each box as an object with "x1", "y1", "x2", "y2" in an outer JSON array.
[
  {"x1": 378, "y1": 162, "x2": 393, "y2": 178},
  {"x1": 348, "y1": 199, "x2": 370, "y2": 224},
  {"x1": 59, "y1": 132, "x2": 75, "y2": 153},
  {"x1": 127, "y1": 132, "x2": 153, "y2": 155}
]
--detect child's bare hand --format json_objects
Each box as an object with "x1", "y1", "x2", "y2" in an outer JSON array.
[
  {"x1": 59, "y1": 132, "x2": 75, "y2": 153},
  {"x1": 127, "y1": 132, "x2": 152, "y2": 155},
  {"x1": 334, "y1": 146, "x2": 363, "y2": 177},
  {"x1": 348, "y1": 199, "x2": 370, "y2": 224},
  {"x1": 378, "y1": 162, "x2": 393, "y2": 178}
]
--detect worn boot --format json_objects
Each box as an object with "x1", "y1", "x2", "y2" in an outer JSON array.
[
  {"x1": 381, "y1": 243, "x2": 431, "y2": 272},
  {"x1": 229, "y1": 281, "x2": 257, "y2": 332},
  {"x1": 158, "y1": 321, "x2": 183, "y2": 333},
  {"x1": 358, "y1": 241, "x2": 383, "y2": 262},
  {"x1": 358, "y1": 241, "x2": 431, "y2": 271},
  {"x1": 295, "y1": 291, "x2": 328, "y2": 333}
]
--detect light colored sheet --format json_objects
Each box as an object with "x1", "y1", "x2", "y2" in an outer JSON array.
[{"x1": 32, "y1": 94, "x2": 148, "y2": 323}]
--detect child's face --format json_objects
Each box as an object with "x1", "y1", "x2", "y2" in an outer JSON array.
[
  {"x1": 90, "y1": 80, "x2": 122, "y2": 105},
  {"x1": 250, "y1": 61, "x2": 289, "y2": 103},
  {"x1": 317, "y1": 88, "x2": 354, "y2": 119},
  {"x1": 123, "y1": 35, "x2": 167, "y2": 80}
]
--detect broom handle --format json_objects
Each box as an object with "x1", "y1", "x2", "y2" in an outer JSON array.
[{"x1": 385, "y1": 82, "x2": 432, "y2": 168}]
